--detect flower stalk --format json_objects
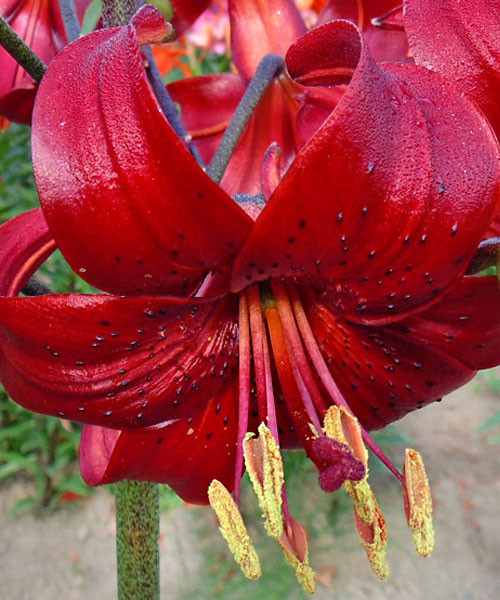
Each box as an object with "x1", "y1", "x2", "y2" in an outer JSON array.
[
  {"x1": 58, "y1": 0, "x2": 81, "y2": 43},
  {"x1": 102, "y1": 0, "x2": 136, "y2": 27},
  {"x1": 115, "y1": 481, "x2": 160, "y2": 600},
  {"x1": 0, "y1": 16, "x2": 46, "y2": 82}
]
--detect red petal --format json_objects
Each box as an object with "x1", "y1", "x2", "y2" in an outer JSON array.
[
  {"x1": 32, "y1": 12, "x2": 252, "y2": 297},
  {"x1": 317, "y1": 0, "x2": 409, "y2": 62},
  {"x1": 0, "y1": 293, "x2": 239, "y2": 429},
  {"x1": 0, "y1": 208, "x2": 55, "y2": 296},
  {"x1": 170, "y1": 0, "x2": 211, "y2": 38},
  {"x1": 228, "y1": 0, "x2": 306, "y2": 80},
  {"x1": 404, "y1": 0, "x2": 500, "y2": 136},
  {"x1": 402, "y1": 276, "x2": 500, "y2": 371},
  {"x1": 0, "y1": 0, "x2": 90, "y2": 123},
  {"x1": 300, "y1": 283, "x2": 476, "y2": 431},
  {"x1": 168, "y1": 73, "x2": 246, "y2": 165},
  {"x1": 232, "y1": 21, "x2": 500, "y2": 323},
  {"x1": 80, "y1": 382, "x2": 238, "y2": 504}
]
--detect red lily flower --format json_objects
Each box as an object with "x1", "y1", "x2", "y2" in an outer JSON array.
[
  {"x1": 0, "y1": 0, "x2": 91, "y2": 128},
  {"x1": 2, "y1": 4, "x2": 500, "y2": 582}
]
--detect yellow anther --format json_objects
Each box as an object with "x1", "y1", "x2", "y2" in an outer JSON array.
[
  {"x1": 207, "y1": 480, "x2": 261, "y2": 580},
  {"x1": 403, "y1": 449, "x2": 435, "y2": 558},
  {"x1": 323, "y1": 406, "x2": 368, "y2": 466},
  {"x1": 243, "y1": 423, "x2": 284, "y2": 539},
  {"x1": 279, "y1": 517, "x2": 316, "y2": 594},
  {"x1": 323, "y1": 406, "x2": 389, "y2": 579}
]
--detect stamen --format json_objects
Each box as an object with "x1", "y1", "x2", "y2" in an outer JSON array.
[
  {"x1": 265, "y1": 305, "x2": 322, "y2": 457},
  {"x1": 208, "y1": 480, "x2": 261, "y2": 580},
  {"x1": 235, "y1": 293, "x2": 251, "y2": 503},
  {"x1": 247, "y1": 286, "x2": 269, "y2": 420},
  {"x1": 279, "y1": 517, "x2": 316, "y2": 594},
  {"x1": 271, "y1": 281, "x2": 326, "y2": 428},
  {"x1": 287, "y1": 283, "x2": 404, "y2": 482},
  {"x1": 323, "y1": 406, "x2": 389, "y2": 579},
  {"x1": 403, "y1": 449, "x2": 435, "y2": 557},
  {"x1": 243, "y1": 423, "x2": 284, "y2": 539}
]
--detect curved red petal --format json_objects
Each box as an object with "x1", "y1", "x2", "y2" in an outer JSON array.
[
  {"x1": 228, "y1": 0, "x2": 306, "y2": 80},
  {"x1": 80, "y1": 382, "x2": 238, "y2": 504},
  {"x1": 0, "y1": 208, "x2": 55, "y2": 296},
  {"x1": 0, "y1": 80, "x2": 37, "y2": 125},
  {"x1": 232, "y1": 21, "x2": 500, "y2": 324},
  {"x1": 317, "y1": 0, "x2": 409, "y2": 62},
  {"x1": 0, "y1": 293, "x2": 239, "y2": 429},
  {"x1": 301, "y1": 284, "x2": 476, "y2": 431},
  {"x1": 32, "y1": 13, "x2": 252, "y2": 297},
  {"x1": 169, "y1": 0, "x2": 211, "y2": 38},
  {"x1": 402, "y1": 276, "x2": 500, "y2": 371},
  {"x1": 0, "y1": 0, "x2": 90, "y2": 123},
  {"x1": 168, "y1": 72, "x2": 246, "y2": 165},
  {"x1": 404, "y1": 0, "x2": 500, "y2": 136}
]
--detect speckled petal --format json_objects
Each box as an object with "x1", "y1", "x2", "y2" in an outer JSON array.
[
  {"x1": 32, "y1": 7, "x2": 252, "y2": 297},
  {"x1": 232, "y1": 21, "x2": 500, "y2": 324},
  {"x1": 80, "y1": 381, "x2": 238, "y2": 504},
  {"x1": 0, "y1": 293, "x2": 239, "y2": 429}
]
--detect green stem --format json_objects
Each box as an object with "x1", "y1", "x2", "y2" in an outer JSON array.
[
  {"x1": 115, "y1": 481, "x2": 160, "y2": 600},
  {"x1": 102, "y1": 0, "x2": 136, "y2": 27},
  {"x1": 0, "y1": 16, "x2": 46, "y2": 82}
]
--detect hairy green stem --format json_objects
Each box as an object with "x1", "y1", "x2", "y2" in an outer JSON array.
[
  {"x1": 0, "y1": 15, "x2": 46, "y2": 82},
  {"x1": 102, "y1": 0, "x2": 136, "y2": 27},
  {"x1": 58, "y1": 0, "x2": 81, "y2": 43},
  {"x1": 206, "y1": 53, "x2": 285, "y2": 184},
  {"x1": 115, "y1": 481, "x2": 160, "y2": 600}
]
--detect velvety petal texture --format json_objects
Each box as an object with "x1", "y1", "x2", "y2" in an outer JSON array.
[
  {"x1": 32, "y1": 9, "x2": 252, "y2": 297},
  {"x1": 228, "y1": 0, "x2": 306, "y2": 80},
  {"x1": 0, "y1": 293, "x2": 239, "y2": 429},
  {"x1": 80, "y1": 382, "x2": 238, "y2": 504},
  {"x1": 403, "y1": 0, "x2": 500, "y2": 135},
  {"x1": 232, "y1": 21, "x2": 500, "y2": 324}
]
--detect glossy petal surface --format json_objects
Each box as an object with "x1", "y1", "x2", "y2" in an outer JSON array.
[
  {"x1": 0, "y1": 208, "x2": 55, "y2": 296},
  {"x1": 232, "y1": 21, "x2": 500, "y2": 324},
  {"x1": 0, "y1": 294, "x2": 239, "y2": 428},
  {"x1": 80, "y1": 382, "x2": 238, "y2": 504},
  {"x1": 228, "y1": 0, "x2": 306, "y2": 80},
  {"x1": 32, "y1": 14, "x2": 252, "y2": 297},
  {"x1": 300, "y1": 276, "x2": 500, "y2": 431},
  {"x1": 404, "y1": 0, "x2": 500, "y2": 135}
]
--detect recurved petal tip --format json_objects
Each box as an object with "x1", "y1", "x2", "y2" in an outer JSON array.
[{"x1": 132, "y1": 4, "x2": 174, "y2": 45}]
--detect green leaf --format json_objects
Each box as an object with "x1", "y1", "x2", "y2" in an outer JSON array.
[{"x1": 81, "y1": 0, "x2": 102, "y2": 36}]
